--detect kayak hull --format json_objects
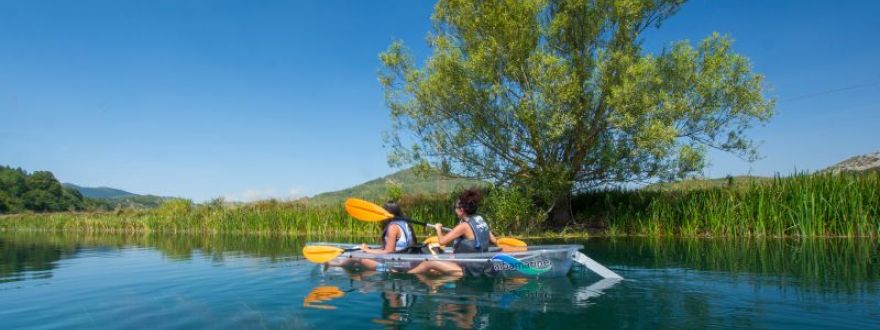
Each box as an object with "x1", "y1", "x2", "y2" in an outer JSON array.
[{"x1": 307, "y1": 242, "x2": 582, "y2": 278}]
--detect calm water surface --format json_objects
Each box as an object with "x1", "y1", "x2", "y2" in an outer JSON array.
[{"x1": 1, "y1": 232, "x2": 878, "y2": 329}]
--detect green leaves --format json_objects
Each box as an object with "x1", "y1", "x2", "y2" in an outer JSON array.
[
  {"x1": 0, "y1": 166, "x2": 88, "y2": 213},
  {"x1": 379, "y1": 0, "x2": 774, "y2": 222}
]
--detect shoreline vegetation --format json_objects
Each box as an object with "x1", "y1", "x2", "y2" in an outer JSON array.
[{"x1": 2, "y1": 172, "x2": 878, "y2": 238}]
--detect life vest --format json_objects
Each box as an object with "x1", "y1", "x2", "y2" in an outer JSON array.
[
  {"x1": 381, "y1": 218, "x2": 416, "y2": 252},
  {"x1": 453, "y1": 215, "x2": 491, "y2": 253}
]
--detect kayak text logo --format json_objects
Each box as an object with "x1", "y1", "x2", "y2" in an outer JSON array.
[{"x1": 490, "y1": 254, "x2": 553, "y2": 276}]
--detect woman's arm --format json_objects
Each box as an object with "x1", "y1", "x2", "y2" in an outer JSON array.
[
  {"x1": 489, "y1": 232, "x2": 498, "y2": 245},
  {"x1": 437, "y1": 223, "x2": 469, "y2": 246},
  {"x1": 361, "y1": 225, "x2": 400, "y2": 254}
]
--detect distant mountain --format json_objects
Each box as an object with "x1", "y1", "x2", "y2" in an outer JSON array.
[
  {"x1": 306, "y1": 167, "x2": 487, "y2": 205},
  {"x1": 62, "y1": 183, "x2": 136, "y2": 199},
  {"x1": 63, "y1": 183, "x2": 173, "y2": 209},
  {"x1": 821, "y1": 151, "x2": 880, "y2": 173}
]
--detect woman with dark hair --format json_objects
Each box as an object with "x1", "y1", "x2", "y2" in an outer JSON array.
[
  {"x1": 407, "y1": 188, "x2": 498, "y2": 276},
  {"x1": 353, "y1": 201, "x2": 418, "y2": 271}
]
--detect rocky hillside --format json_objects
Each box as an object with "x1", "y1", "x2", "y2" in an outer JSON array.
[{"x1": 822, "y1": 151, "x2": 880, "y2": 173}]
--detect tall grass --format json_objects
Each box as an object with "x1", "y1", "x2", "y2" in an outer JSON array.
[
  {"x1": 0, "y1": 200, "x2": 375, "y2": 238},
  {"x1": 1, "y1": 172, "x2": 877, "y2": 238},
  {"x1": 574, "y1": 172, "x2": 880, "y2": 237}
]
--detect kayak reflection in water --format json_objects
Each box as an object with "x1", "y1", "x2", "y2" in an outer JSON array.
[
  {"x1": 335, "y1": 201, "x2": 419, "y2": 271},
  {"x1": 433, "y1": 300, "x2": 480, "y2": 329},
  {"x1": 306, "y1": 265, "x2": 620, "y2": 327},
  {"x1": 412, "y1": 273, "x2": 461, "y2": 294},
  {"x1": 408, "y1": 189, "x2": 500, "y2": 277},
  {"x1": 372, "y1": 290, "x2": 415, "y2": 326},
  {"x1": 373, "y1": 275, "x2": 484, "y2": 328}
]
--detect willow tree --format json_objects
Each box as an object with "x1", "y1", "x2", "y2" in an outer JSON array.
[{"x1": 379, "y1": 0, "x2": 774, "y2": 225}]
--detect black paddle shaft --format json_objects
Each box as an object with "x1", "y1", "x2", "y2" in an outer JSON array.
[{"x1": 405, "y1": 218, "x2": 452, "y2": 232}]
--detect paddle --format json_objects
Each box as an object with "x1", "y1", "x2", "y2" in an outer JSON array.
[
  {"x1": 303, "y1": 245, "x2": 360, "y2": 263},
  {"x1": 423, "y1": 236, "x2": 526, "y2": 247},
  {"x1": 344, "y1": 198, "x2": 450, "y2": 231},
  {"x1": 423, "y1": 235, "x2": 527, "y2": 252},
  {"x1": 497, "y1": 237, "x2": 527, "y2": 248}
]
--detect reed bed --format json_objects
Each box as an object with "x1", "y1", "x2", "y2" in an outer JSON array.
[
  {"x1": 0, "y1": 201, "x2": 377, "y2": 237},
  {"x1": 575, "y1": 172, "x2": 880, "y2": 237},
  {"x1": 1, "y1": 172, "x2": 877, "y2": 238}
]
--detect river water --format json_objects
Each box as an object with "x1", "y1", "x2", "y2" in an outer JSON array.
[{"x1": 1, "y1": 232, "x2": 877, "y2": 329}]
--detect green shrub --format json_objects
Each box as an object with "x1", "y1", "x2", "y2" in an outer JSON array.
[
  {"x1": 484, "y1": 186, "x2": 544, "y2": 234},
  {"x1": 157, "y1": 199, "x2": 193, "y2": 218}
]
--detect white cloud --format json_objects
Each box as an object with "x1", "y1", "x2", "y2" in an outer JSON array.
[
  {"x1": 288, "y1": 188, "x2": 304, "y2": 199},
  {"x1": 224, "y1": 187, "x2": 305, "y2": 202}
]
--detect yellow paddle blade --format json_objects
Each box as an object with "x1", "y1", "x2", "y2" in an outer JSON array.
[
  {"x1": 497, "y1": 237, "x2": 527, "y2": 252},
  {"x1": 344, "y1": 198, "x2": 393, "y2": 222},
  {"x1": 500, "y1": 246, "x2": 528, "y2": 252},
  {"x1": 302, "y1": 245, "x2": 345, "y2": 263},
  {"x1": 497, "y1": 237, "x2": 527, "y2": 248},
  {"x1": 422, "y1": 236, "x2": 447, "y2": 247}
]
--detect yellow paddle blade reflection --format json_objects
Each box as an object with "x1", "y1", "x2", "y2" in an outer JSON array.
[{"x1": 303, "y1": 285, "x2": 345, "y2": 310}]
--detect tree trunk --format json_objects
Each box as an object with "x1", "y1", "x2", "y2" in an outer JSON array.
[{"x1": 549, "y1": 193, "x2": 574, "y2": 229}]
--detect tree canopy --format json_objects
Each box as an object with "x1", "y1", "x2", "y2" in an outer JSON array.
[
  {"x1": 0, "y1": 166, "x2": 88, "y2": 213},
  {"x1": 379, "y1": 0, "x2": 774, "y2": 223}
]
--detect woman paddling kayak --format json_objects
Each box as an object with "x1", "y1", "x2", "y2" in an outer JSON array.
[
  {"x1": 408, "y1": 189, "x2": 499, "y2": 277},
  {"x1": 339, "y1": 201, "x2": 418, "y2": 271}
]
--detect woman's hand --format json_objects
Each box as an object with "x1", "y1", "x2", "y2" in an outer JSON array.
[
  {"x1": 433, "y1": 223, "x2": 444, "y2": 236},
  {"x1": 360, "y1": 243, "x2": 370, "y2": 253}
]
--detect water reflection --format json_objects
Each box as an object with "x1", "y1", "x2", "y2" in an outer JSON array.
[
  {"x1": 584, "y1": 237, "x2": 880, "y2": 295},
  {"x1": 302, "y1": 285, "x2": 346, "y2": 310},
  {"x1": 0, "y1": 234, "x2": 76, "y2": 283},
  {"x1": 375, "y1": 290, "x2": 414, "y2": 327},
  {"x1": 0, "y1": 231, "x2": 334, "y2": 284},
  {"x1": 0, "y1": 232, "x2": 878, "y2": 329},
  {"x1": 1, "y1": 231, "x2": 878, "y2": 295},
  {"x1": 305, "y1": 266, "x2": 620, "y2": 328}
]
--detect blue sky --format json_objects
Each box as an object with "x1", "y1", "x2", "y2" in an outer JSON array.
[{"x1": 1, "y1": 1, "x2": 878, "y2": 202}]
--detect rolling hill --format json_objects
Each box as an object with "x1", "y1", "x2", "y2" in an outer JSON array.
[
  {"x1": 62, "y1": 184, "x2": 136, "y2": 199},
  {"x1": 63, "y1": 183, "x2": 173, "y2": 209},
  {"x1": 305, "y1": 167, "x2": 487, "y2": 205}
]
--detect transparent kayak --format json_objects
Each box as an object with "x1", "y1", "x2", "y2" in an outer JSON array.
[{"x1": 307, "y1": 242, "x2": 583, "y2": 278}]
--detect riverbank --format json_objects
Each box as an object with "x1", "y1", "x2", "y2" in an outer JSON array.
[{"x1": 1, "y1": 172, "x2": 877, "y2": 238}]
